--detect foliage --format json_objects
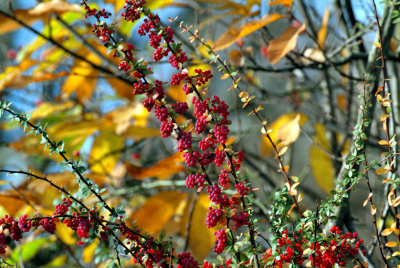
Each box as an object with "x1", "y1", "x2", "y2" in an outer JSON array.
[{"x1": 0, "y1": 0, "x2": 400, "y2": 267}]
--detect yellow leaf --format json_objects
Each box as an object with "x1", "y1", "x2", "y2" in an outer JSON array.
[
  {"x1": 309, "y1": 124, "x2": 335, "y2": 194},
  {"x1": 61, "y1": 53, "x2": 101, "y2": 102},
  {"x1": 28, "y1": 1, "x2": 81, "y2": 16},
  {"x1": 261, "y1": 113, "x2": 307, "y2": 156},
  {"x1": 31, "y1": 101, "x2": 75, "y2": 120},
  {"x1": 146, "y1": 0, "x2": 175, "y2": 10},
  {"x1": 121, "y1": 126, "x2": 160, "y2": 140},
  {"x1": 168, "y1": 82, "x2": 188, "y2": 103},
  {"x1": 382, "y1": 228, "x2": 393, "y2": 236},
  {"x1": 0, "y1": 194, "x2": 26, "y2": 216},
  {"x1": 3, "y1": 71, "x2": 68, "y2": 89},
  {"x1": 180, "y1": 194, "x2": 216, "y2": 261},
  {"x1": 129, "y1": 191, "x2": 187, "y2": 234},
  {"x1": 214, "y1": 13, "x2": 282, "y2": 51},
  {"x1": 317, "y1": 7, "x2": 330, "y2": 49},
  {"x1": 378, "y1": 140, "x2": 389, "y2": 146},
  {"x1": 198, "y1": 41, "x2": 214, "y2": 59},
  {"x1": 268, "y1": 0, "x2": 295, "y2": 8},
  {"x1": 268, "y1": 23, "x2": 306, "y2": 65},
  {"x1": 277, "y1": 114, "x2": 301, "y2": 147},
  {"x1": 106, "y1": 78, "x2": 134, "y2": 100},
  {"x1": 43, "y1": 255, "x2": 67, "y2": 268},
  {"x1": 376, "y1": 168, "x2": 390, "y2": 175},
  {"x1": 55, "y1": 222, "x2": 75, "y2": 245},
  {"x1": 0, "y1": 59, "x2": 37, "y2": 91},
  {"x1": 89, "y1": 130, "x2": 124, "y2": 175},
  {"x1": 0, "y1": 3, "x2": 81, "y2": 34},
  {"x1": 82, "y1": 239, "x2": 99, "y2": 263},
  {"x1": 386, "y1": 241, "x2": 399, "y2": 247},
  {"x1": 125, "y1": 152, "x2": 185, "y2": 180}
]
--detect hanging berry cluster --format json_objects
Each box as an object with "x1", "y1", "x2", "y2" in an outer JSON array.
[
  {"x1": 0, "y1": 0, "x2": 368, "y2": 267},
  {"x1": 262, "y1": 227, "x2": 366, "y2": 267},
  {"x1": 83, "y1": 0, "x2": 259, "y2": 262}
]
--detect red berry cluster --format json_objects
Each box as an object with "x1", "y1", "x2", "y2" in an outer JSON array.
[
  {"x1": 262, "y1": 227, "x2": 365, "y2": 267},
  {"x1": 214, "y1": 229, "x2": 228, "y2": 254},
  {"x1": 177, "y1": 252, "x2": 198, "y2": 268},
  {"x1": 310, "y1": 226, "x2": 365, "y2": 267}
]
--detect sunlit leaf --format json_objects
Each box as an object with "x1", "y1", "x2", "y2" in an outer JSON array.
[
  {"x1": 318, "y1": 7, "x2": 330, "y2": 49},
  {"x1": 180, "y1": 194, "x2": 216, "y2": 261},
  {"x1": 261, "y1": 113, "x2": 307, "y2": 156},
  {"x1": 0, "y1": 3, "x2": 81, "y2": 34},
  {"x1": 168, "y1": 82, "x2": 188, "y2": 103},
  {"x1": 214, "y1": 13, "x2": 282, "y2": 51},
  {"x1": 83, "y1": 239, "x2": 99, "y2": 263},
  {"x1": 125, "y1": 152, "x2": 185, "y2": 180},
  {"x1": 268, "y1": 23, "x2": 306, "y2": 64},
  {"x1": 107, "y1": 77, "x2": 134, "y2": 100},
  {"x1": 89, "y1": 130, "x2": 124, "y2": 175},
  {"x1": 61, "y1": 52, "x2": 101, "y2": 103},
  {"x1": 0, "y1": 59, "x2": 37, "y2": 91},
  {"x1": 309, "y1": 124, "x2": 334, "y2": 194},
  {"x1": 0, "y1": 194, "x2": 26, "y2": 216},
  {"x1": 129, "y1": 191, "x2": 187, "y2": 234},
  {"x1": 277, "y1": 114, "x2": 301, "y2": 147},
  {"x1": 268, "y1": 0, "x2": 295, "y2": 8},
  {"x1": 9, "y1": 237, "x2": 49, "y2": 263},
  {"x1": 55, "y1": 222, "x2": 76, "y2": 245},
  {"x1": 31, "y1": 101, "x2": 75, "y2": 120}
]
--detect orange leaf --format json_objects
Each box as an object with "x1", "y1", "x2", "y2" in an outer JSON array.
[
  {"x1": 268, "y1": 0, "x2": 295, "y2": 8},
  {"x1": 317, "y1": 7, "x2": 330, "y2": 49},
  {"x1": 125, "y1": 152, "x2": 185, "y2": 180},
  {"x1": 268, "y1": 23, "x2": 306, "y2": 64},
  {"x1": 214, "y1": 13, "x2": 282, "y2": 51},
  {"x1": 385, "y1": 241, "x2": 399, "y2": 247},
  {"x1": 129, "y1": 191, "x2": 187, "y2": 234}
]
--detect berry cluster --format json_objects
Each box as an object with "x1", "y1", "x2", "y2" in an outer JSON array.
[{"x1": 262, "y1": 227, "x2": 365, "y2": 267}]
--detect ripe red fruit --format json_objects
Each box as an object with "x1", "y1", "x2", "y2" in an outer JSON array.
[{"x1": 73, "y1": 150, "x2": 80, "y2": 157}]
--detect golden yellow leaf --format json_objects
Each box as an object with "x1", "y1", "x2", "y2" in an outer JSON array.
[
  {"x1": 317, "y1": 7, "x2": 330, "y2": 49},
  {"x1": 229, "y1": 50, "x2": 243, "y2": 66},
  {"x1": 214, "y1": 13, "x2": 282, "y2": 51},
  {"x1": 55, "y1": 222, "x2": 76, "y2": 245},
  {"x1": 261, "y1": 113, "x2": 307, "y2": 156},
  {"x1": 180, "y1": 194, "x2": 216, "y2": 261},
  {"x1": 268, "y1": 0, "x2": 295, "y2": 8},
  {"x1": 82, "y1": 240, "x2": 99, "y2": 263},
  {"x1": 61, "y1": 53, "x2": 101, "y2": 102},
  {"x1": 107, "y1": 78, "x2": 134, "y2": 100},
  {"x1": 89, "y1": 130, "x2": 124, "y2": 175},
  {"x1": 268, "y1": 23, "x2": 306, "y2": 65},
  {"x1": 0, "y1": 194, "x2": 26, "y2": 216},
  {"x1": 198, "y1": 41, "x2": 214, "y2": 59},
  {"x1": 277, "y1": 114, "x2": 301, "y2": 147},
  {"x1": 382, "y1": 228, "x2": 393, "y2": 236},
  {"x1": 0, "y1": 10, "x2": 43, "y2": 34},
  {"x1": 386, "y1": 241, "x2": 399, "y2": 247},
  {"x1": 376, "y1": 168, "x2": 390, "y2": 175},
  {"x1": 8, "y1": 71, "x2": 68, "y2": 89},
  {"x1": 121, "y1": 126, "x2": 160, "y2": 140},
  {"x1": 129, "y1": 191, "x2": 187, "y2": 234},
  {"x1": 0, "y1": 59, "x2": 37, "y2": 91},
  {"x1": 31, "y1": 101, "x2": 75, "y2": 120},
  {"x1": 28, "y1": 1, "x2": 81, "y2": 16},
  {"x1": 378, "y1": 140, "x2": 389, "y2": 146},
  {"x1": 309, "y1": 124, "x2": 335, "y2": 194},
  {"x1": 168, "y1": 82, "x2": 188, "y2": 103},
  {"x1": 146, "y1": 0, "x2": 175, "y2": 10},
  {"x1": 125, "y1": 152, "x2": 185, "y2": 180},
  {"x1": 0, "y1": 3, "x2": 81, "y2": 34}
]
